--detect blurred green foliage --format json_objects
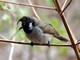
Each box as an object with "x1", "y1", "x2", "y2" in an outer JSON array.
[
  {"x1": 50, "y1": 18, "x2": 67, "y2": 35},
  {"x1": 2, "y1": 14, "x2": 12, "y2": 24},
  {"x1": 0, "y1": 2, "x2": 5, "y2": 10},
  {"x1": 0, "y1": 21, "x2": 4, "y2": 29},
  {"x1": 46, "y1": 0, "x2": 53, "y2": 6}
]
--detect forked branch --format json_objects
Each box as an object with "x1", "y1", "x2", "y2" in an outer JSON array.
[
  {"x1": 60, "y1": 0, "x2": 72, "y2": 14},
  {"x1": 53, "y1": 0, "x2": 80, "y2": 59}
]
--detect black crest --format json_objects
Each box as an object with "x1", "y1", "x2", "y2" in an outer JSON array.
[{"x1": 18, "y1": 16, "x2": 35, "y2": 34}]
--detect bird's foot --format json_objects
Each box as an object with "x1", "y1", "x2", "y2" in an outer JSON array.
[
  {"x1": 47, "y1": 41, "x2": 50, "y2": 47},
  {"x1": 30, "y1": 42, "x2": 34, "y2": 47}
]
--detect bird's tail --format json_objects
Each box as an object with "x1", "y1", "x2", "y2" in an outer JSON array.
[{"x1": 53, "y1": 34, "x2": 69, "y2": 42}]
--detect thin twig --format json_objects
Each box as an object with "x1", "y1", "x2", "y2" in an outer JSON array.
[
  {"x1": 76, "y1": 44, "x2": 80, "y2": 56},
  {"x1": 0, "y1": 39, "x2": 71, "y2": 47},
  {"x1": 60, "y1": 0, "x2": 72, "y2": 14},
  {"x1": 9, "y1": 38, "x2": 15, "y2": 60},
  {"x1": 53, "y1": 0, "x2": 80, "y2": 59},
  {"x1": 9, "y1": 17, "x2": 17, "y2": 60},
  {"x1": 28, "y1": 0, "x2": 41, "y2": 20},
  {"x1": 76, "y1": 40, "x2": 80, "y2": 45},
  {"x1": 76, "y1": 42, "x2": 80, "y2": 45},
  {"x1": 61, "y1": 0, "x2": 68, "y2": 11},
  {"x1": 0, "y1": 0, "x2": 56, "y2": 10}
]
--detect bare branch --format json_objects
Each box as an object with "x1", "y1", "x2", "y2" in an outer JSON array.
[
  {"x1": 28, "y1": 0, "x2": 41, "y2": 20},
  {"x1": 0, "y1": 0, "x2": 56, "y2": 10},
  {"x1": 0, "y1": 39, "x2": 71, "y2": 47},
  {"x1": 9, "y1": 19, "x2": 17, "y2": 60},
  {"x1": 76, "y1": 42, "x2": 80, "y2": 45}
]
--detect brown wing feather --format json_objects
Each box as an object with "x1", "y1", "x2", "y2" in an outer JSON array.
[{"x1": 32, "y1": 17, "x2": 68, "y2": 42}]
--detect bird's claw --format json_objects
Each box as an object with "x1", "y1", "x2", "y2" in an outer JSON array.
[
  {"x1": 30, "y1": 42, "x2": 34, "y2": 47},
  {"x1": 48, "y1": 41, "x2": 50, "y2": 47}
]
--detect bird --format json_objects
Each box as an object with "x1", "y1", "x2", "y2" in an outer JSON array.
[{"x1": 17, "y1": 16, "x2": 69, "y2": 46}]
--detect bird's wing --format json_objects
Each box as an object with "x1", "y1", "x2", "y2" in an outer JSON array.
[
  {"x1": 32, "y1": 17, "x2": 69, "y2": 42},
  {"x1": 39, "y1": 23, "x2": 69, "y2": 42},
  {"x1": 40, "y1": 23, "x2": 59, "y2": 35},
  {"x1": 32, "y1": 17, "x2": 59, "y2": 35}
]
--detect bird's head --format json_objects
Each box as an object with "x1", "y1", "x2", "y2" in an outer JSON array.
[{"x1": 17, "y1": 16, "x2": 35, "y2": 34}]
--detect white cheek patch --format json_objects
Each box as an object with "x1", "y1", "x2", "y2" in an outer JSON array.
[{"x1": 29, "y1": 22, "x2": 33, "y2": 29}]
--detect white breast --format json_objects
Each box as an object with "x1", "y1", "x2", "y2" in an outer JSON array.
[{"x1": 26, "y1": 27, "x2": 52, "y2": 44}]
